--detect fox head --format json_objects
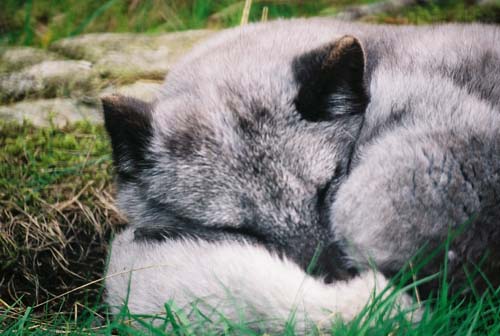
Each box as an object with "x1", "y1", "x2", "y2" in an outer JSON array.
[{"x1": 102, "y1": 32, "x2": 368, "y2": 280}]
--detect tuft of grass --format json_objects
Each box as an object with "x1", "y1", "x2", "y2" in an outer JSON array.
[
  {"x1": 373, "y1": 0, "x2": 500, "y2": 24},
  {"x1": 0, "y1": 120, "x2": 125, "y2": 313},
  {"x1": 0, "y1": 0, "x2": 330, "y2": 48},
  {"x1": 2, "y1": 0, "x2": 499, "y2": 48},
  {"x1": 4, "y1": 1, "x2": 500, "y2": 48},
  {"x1": 1, "y1": 260, "x2": 499, "y2": 335}
]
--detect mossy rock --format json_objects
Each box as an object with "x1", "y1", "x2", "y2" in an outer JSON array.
[
  {"x1": 0, "y1": 47, "x2": 62, "y2": 74},
  {"x1": 100, "y1": 80, "x2": 163, "y2": 102},
  {"x1": 0, "y1": 60, "x2": 100, "y2": 104},
  {"x1": 0, "y1": 98, "x2": 102, "y2": 127},
  {"x1": 50, "y1": 30, "x2": 215, "y2": 83}
]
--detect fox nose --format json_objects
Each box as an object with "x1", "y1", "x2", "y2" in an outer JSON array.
[{"x1": 331, "y1": 130, "x2": 500, "y2": 296}]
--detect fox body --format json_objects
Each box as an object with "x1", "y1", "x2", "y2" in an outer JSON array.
[{"x1": 103, "y1": 19, "x2": 500, "y2": 330}]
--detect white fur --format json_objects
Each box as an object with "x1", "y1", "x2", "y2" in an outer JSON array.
[{"x1": 106, "y1": 228, "x2": 415, "y2": 332}]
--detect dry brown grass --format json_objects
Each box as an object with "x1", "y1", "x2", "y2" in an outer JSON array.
[{"x1": 0, "y1": 121, "x2": 126, "y2": 313}]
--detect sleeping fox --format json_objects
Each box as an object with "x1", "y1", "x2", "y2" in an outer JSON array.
[{"x1": 102, "y1": 19, "x2": 500, "y2": 331}]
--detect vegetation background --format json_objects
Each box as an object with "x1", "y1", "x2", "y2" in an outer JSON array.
[
  {"x1": 1, "y1": 0, "x2": 500, "y2": 334},
  {"x1": 2, "y1": 0, "x2": 500, "y2": 47}
]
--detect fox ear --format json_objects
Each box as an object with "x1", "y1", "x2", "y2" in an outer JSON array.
[
  {"x1": 101, "y1": 94, "x2": 153, "y2": 181},
  {"x1": 293, "y1": 35, "x2": 368, "y2": 122}
]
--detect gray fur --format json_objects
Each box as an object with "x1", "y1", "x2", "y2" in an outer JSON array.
[
  {"x1": 103, "y1": 18, "x2": 500, "y2": 327},
  {"x1": 106, "y1": 20, "x2": 377, "y2": 279},
  {"x1": 330, "y1": 22, "x2": 500, "y2": 295},
  {"x1": 107, "y1": 228, "x2": 415, "y2": 333}
]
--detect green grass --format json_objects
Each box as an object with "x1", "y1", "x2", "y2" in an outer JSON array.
[
  {"x1": 1, "y1": 121, "x2": 499, "y2": 334},
  {"x1": 2, "y1": 0, "x2": 500, "y2": 334},
  {"x1": 1, "y1": 259, "x2": 499, "y2": 335},
  {"x1": 374, "y1": 0, "x2": 500, "y2": 24},
  {"x1": 0, "y1": 121, "x2": 111, "y2": 218},
  {"x1": 0, "y1": 121, "x2": 124, "y2": 314},
  {"x1": 0, "y1": 0, "x2": 331, "y2": 48},
  {"x1": 3, "y1": 0, "x2": 499, "y2": 48}
]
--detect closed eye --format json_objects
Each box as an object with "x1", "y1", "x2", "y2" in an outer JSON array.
[
  {"x1": 316, "y1": 181, "x2": 331, "y2": 208},
  {"x1": 139, "y1": 199, "x2": 268, "y2": 244},
  {"x1": 316, "y1": 165, "x2": 346, "y2": 227},
  {"x1": 217, "y1": 225, "x2": 268, "y2": 244}
]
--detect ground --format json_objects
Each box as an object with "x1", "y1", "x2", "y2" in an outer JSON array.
[{"x1": 1, "y1": 0, "x2": 500, "y2": 334}]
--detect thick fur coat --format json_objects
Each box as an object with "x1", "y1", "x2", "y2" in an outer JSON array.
[{"x1": 102, "y1": 19, "x2": 500, "y2": 331}]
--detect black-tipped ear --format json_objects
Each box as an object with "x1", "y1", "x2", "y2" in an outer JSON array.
[
  {"x1": 101, "y1": 94, "x2": 153, "y2": 181},
  {"x1": 293, "y1": 35, "x2": 368, "y2": 122}
]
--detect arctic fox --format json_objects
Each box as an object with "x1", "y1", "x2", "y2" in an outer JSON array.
[{"x1": 103, "y1": 18, "x2": 500, "y2": 331}]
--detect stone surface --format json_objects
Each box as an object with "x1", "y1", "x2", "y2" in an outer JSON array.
[
  {"x1": 0, "y1": 60, "x2": 98, "y2": 103},
  {"x1": 0, "y1": 98, "x2": 102, "y2": 127},
  {"x1": 0, "y1": 29, "x2": 215, "y2": 126},
  {"x1": 50, "y1": 30, "x2": 215, "y2": 82},
  {"x1": 0, "y1": 47, "x2": 62, "y2": 73},
  {"x1": 100, "y1": 80, "x2": 163, "y2": 102}
]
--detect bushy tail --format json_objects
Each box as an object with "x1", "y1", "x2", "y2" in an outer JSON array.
[{"x1": 105, "y1": 228, "x2": 417, "y2": 332}]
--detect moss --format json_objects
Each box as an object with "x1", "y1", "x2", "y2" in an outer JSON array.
[
  {"x1": 373, "y1": 0, "x2": 500, "y2": 24},
  {"x1": 0, "y1": 121, "x2": 125, "y2": 311}
]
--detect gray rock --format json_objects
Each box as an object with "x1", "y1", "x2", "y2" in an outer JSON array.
[
  {"x1": 0, "y1": 98, "x2": 102, "y2": 127},
  {"x1": 100, "y1": 80, "x2": 163, "y2": 102},
  {"x1": 50, "y1": 30, "x2": 215, "y2": 82},
  {"x1": 478, "y1": 0, "x2": 498, "y2": 5},
  {"x1": 0, "y1": 30, "x2": 215, "y2": 127},
  {"x1": 321, "y1": 0, "x2": 420, "y2": 20},
  {"x1": 0, "y1": 60, "x2": 99, "y2": 103},
  {"x1": 0, "y1": 47, "x2": 62, "y2": 73}
]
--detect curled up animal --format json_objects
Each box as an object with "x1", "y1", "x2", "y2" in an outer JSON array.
[{"x1": 102, "y1": 18, "x2": 500, "y2": 333}]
